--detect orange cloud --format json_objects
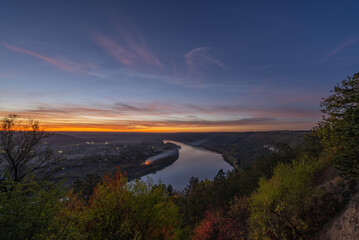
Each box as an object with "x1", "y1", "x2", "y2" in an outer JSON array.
[{"x1": 0, "y1": 101, "x2": 319, "y2": 132}]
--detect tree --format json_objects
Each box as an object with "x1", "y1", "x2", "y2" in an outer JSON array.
[
  {"x1": 314, "y1": 73, "x2": 359, "y2": 181},
  {"x1": 0, "y1": 179, "x2": 64, "y2": 240},
  {"x1": 73, "y1": 173, "x2": 101, "y2": 202},
  {"x1": 130, "y1": 179, "x2": 179, "y2": 239},
  {"x1": 185, "y1": 177, "x2": 199, "y2": 194},
  {"x1": 49, "y1": 168, "x2": 179, "y2": 239},
  {"x1": 227, "y1": 196, "x2": 250, "y2": 238},
  {"x1": 192, "y1": 209, "x2": 243, "y2": 240},
  {"x1": 0, "y1": 114, "x2": 55, "y2": 182},
  {"x1": 249, "y1": 160, "x2": 326, "y2": 240}
]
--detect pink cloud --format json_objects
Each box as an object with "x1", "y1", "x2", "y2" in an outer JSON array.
[
  {"x1": 0, "y1": 101, "x2": 320, "y2": 121},
  {"x1": 91, "y1": 32, "x2": 136, "y2": 66},
  {"x1": 3, "y1": 42, "x2": 101, "y2": 77},
  {"x1": 117, "y1": 27, "x2": 163, "y2": 68},
  {"x1": 0, "y1": 100, "x2": 320, "y2": 131},
  {"x1": 91, "y1": 27, "x2": 163, "y2": 68},
  {"x1": 0, "y1": 103, "x2": 315, "y2": 131},
  {"x1": 324, "y1": 35, "x2": 359, "y2": 60}
]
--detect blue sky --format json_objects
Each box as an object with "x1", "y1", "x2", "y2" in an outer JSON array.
[{"x1": 0, "y1": 0, "x2": 358, "y2": 131}]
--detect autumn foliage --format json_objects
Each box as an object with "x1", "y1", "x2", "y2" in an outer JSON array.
[
  {"x1": 47, "y1": 167, "x2": 178, "y2": 239},
  {"x1": 192, "y1": 209, "x2": 243, "y2": 240}
]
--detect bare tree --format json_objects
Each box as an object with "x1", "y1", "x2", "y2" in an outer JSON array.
[{"x1": 0, "y1": 114, "x2": 56, "y2": 182}]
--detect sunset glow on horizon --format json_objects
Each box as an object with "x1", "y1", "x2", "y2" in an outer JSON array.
[{"x1": 1, "y1": 1, "x2": 358, "y2": 132}]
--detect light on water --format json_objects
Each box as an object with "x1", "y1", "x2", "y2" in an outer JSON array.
[{"x1": 141, "y1": 140, "x2": 233, "y2": 190}]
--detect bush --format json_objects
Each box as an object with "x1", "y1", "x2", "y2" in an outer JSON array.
[
  {"x1": 0, "y1": 180, "x2": 64, "y2": 240},
  {"x1": 192, "y1": 209, "x2": 243, "y2": 240},
  {"x1": 47, "y1": 168, "x2": 179, "y2": 239},
  {"x1": 249, "y1": 159, "x2": 326, "y2": 240}
]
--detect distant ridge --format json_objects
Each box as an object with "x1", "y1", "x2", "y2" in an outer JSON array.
[{"x1": 44, "y1": 133, "x2": 84, "y2": 145}]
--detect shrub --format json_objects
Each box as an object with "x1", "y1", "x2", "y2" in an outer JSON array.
[
  {"x1": 249, "y1": 159, "x2": 326, "y2": 240},
  {"x1": 0, "y1": 180, "x2": 64, "y2": 240},
  {"x1": 47, "y1": 168, "x2": 179, "y2": 239},
  {"x1": 192, "y1": 209, "x2": 243, "y2": 240}
]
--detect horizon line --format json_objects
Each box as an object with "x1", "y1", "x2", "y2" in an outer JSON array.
[{"x1": 47, "y1": 129, "x2": 311, "y2": 133}]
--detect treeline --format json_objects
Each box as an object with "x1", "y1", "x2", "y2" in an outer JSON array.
[{"x1": 1, "y1": 73, "x2": 359, "y2": 239}]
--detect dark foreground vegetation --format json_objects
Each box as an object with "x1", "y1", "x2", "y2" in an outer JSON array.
[{"x1": 1, "y1": 73, "x2": 359, "y2": 239}]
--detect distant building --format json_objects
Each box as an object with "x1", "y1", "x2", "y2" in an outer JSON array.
[{"x1": 263, "y1": 144, "x2": 278, "y2": 153}]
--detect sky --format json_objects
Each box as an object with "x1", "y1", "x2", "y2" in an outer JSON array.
[{"x1": 0, "y1": 0, "x2": 358, "y2": 132}]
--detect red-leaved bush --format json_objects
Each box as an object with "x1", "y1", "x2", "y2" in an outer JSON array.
[{"x1": 192, "y1": 209, "x2": 243, "y2": 240}]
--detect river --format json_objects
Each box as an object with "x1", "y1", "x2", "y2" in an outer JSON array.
[{"x1": 141, "y1": 140, "x2": 233, "y2": 190}]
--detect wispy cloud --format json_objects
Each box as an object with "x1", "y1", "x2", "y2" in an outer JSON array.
[
  {"x1": 185, "y1": 47, "x2": 227, "y2": 72},
  {"x1": 91, "y1": 24, "x2": 230, "y2": 87},
  {"x1": 3, "y1": 42, "x2": 104, "y2": 77},
  {"x1": 91, "y1": 26, "x2": 163, "y2": 68},
  {"x1": 1, "y1": 101, "x2": 321, "y2": 119},
  {"x1": 0, "y1": 100, "x2": 320, "y2": 132},
  {"x1": 323, "y1": 35, "x2": 359, "y2": 60},
  {"x1": 117, "y1": 26, "x2": 163, "y2": 68},
  {"x1": 92, "y1": 32, "x2": 136, "y2": 66},
  {"x1": 0, "y1": 108, "x2": 284, "y2": 131}
]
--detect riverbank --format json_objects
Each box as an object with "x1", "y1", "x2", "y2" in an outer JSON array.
[
  {"x1": 50, "y1": 141, "x2": 180, "y2": 186},
  {"x1": 140, "y1": 140, "x2": 233, "y2": 190},
  {"x1": 164, "y1": 131, "x2": 306, "y2": 168},
  {"x1": 165, "y1": 139, "x2": 238, "y2": 169},
  {"x1": 127, "y1": 149, "x2": 179, "y2": 181}
]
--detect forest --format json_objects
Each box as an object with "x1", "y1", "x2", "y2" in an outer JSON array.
[{"x1": 0, "y1": 73, "x2": 358, "y2": 239}]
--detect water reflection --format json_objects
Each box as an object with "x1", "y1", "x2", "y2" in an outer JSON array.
[{"x1": 141, "y1": 140, "x2": 233, "y2": 190}]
